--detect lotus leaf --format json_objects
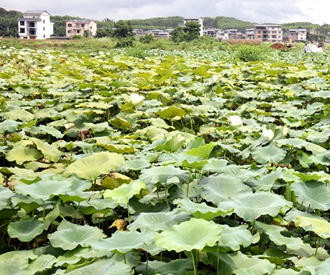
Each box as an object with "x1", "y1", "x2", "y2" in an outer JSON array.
[
  {"x1": 295, "y1": 216, "x2": 330, "y2": 239},
  {"x1": 65, "y1": 259, "x2": 131, "y2": 275},
  {"x1": 290, "y1": 181, "x2": 330, "y2": 210},
  {"x1": 218, "y1": 192, "x2": 292, "y2": 222},
  {"x1": 8, "y1": 218, "x2": 44, "y2": 242},
  {"x1": 128, "y1": 210, "x2": 190, "y2": 232},
  {"x1": 218, "y1": 251, "x2": 275, "y2": 275},
  {"x1": 154, "y1": 218, "x2": 221, "y2": 252},
  {"x1": 92, "y1": 230, "x2": 154, "y2": 254},
  {"x1": 63, "y1": 152, "x2": 125, "y2": 181},
  {"x1": 174, "y1": 198, "x2": 233, "y2": 220},
  {"x1": 48, "y1": 219, "x2": 105, "y2": 250},
  {"x1": 140, "y1": 165, "x2": 189, "y2": 185},
  {"x1": 103, "y1": 180, "x2": 145, "y2": 207}
]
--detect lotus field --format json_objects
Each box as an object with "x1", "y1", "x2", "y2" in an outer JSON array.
[{"x1": 1, "y1": 45, "x2": 330, "y2": 274}]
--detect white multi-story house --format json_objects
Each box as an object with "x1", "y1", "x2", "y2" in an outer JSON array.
[
  {"x1": 66, "y1": 20, "x2": 97, "y2": 37},
  {"x1": 245, "y1": 28, "x2": 255, "y2": 40},
  {"x1": 18, "y1": 10, "x2": 54, "y2": 39},
  {"x1": 183, "y1": 18, "x2": 204, "y2": 36}
]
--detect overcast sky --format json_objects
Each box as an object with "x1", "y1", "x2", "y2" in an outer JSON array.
[{"x1": 1, "y1": 0, "x2": 329, "y2": 25}]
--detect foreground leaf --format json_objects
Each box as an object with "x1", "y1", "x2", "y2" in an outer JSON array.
[
  {"x1": 154, "y1": 218, "x2": 221, "y2": 252},
  {"x1": 48, "y1": 219, "x2": 105, "y2": 250},
  {"x1": 63, "y1": 152, "x2": 125, "y2": 181},
  {"x1": 8, "y1": 218, "x2": 44, "y2": 242}
]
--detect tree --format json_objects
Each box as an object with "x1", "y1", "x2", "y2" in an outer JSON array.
[
  {"x1": 170, "y1": 21, "x2": 201, "y2": 43},
  {"x1": 184, "y1": 21, "x2": 201, "y2": 41},
  {"x1": 113, "y1": 20, "x2": 134, "y2": 38}
]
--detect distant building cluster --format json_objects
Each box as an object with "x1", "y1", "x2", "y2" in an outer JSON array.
[{"x1": 17, "y1": 11, "x2": 308, "y2": 43}]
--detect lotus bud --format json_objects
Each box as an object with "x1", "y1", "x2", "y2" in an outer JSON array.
[
  {"x1": 228, "y1": 115, "x2": 242, "y2": 127},
  {"x1": 262, "y1": 129, "x2": 274, "y2": 141},
  {"x1": 130, "y1": 93, "x2": 145, "y2": 105}
]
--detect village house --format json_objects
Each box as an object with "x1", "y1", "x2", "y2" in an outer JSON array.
[
  {"x1": 66, "y1": 19, "x2": 97, "y2": 37},
  {"x1": 148, "y1": 29, "x2": 171, "y2": 39},
  {"x1": 245, "y1": 28, "x2": 255, "y2": 40},
  {"x1": 18, "y1": 10, "x2": 54, "y2": 39},
  {"x1": 254, "y1": 24, "x2": 282, "y2": 42},
  {"x1": 288, "y1": 29, "x2": 307, "y2": 42}
]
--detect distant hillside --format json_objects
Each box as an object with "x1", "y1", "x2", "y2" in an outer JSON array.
[
  {"x1": 0, "y1": 6, "x2": 328, "y2": 38},
  {"x1": 128, "y1": 16, "x2": 255, "y2": 31}
]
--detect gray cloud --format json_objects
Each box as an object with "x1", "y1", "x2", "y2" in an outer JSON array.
[{"x1": 0, "y1": 0, "x2": 325, "y2": 24}]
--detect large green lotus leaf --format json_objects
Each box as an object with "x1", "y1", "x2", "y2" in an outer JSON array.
[
  {"x1": 154, "y1": 218, "x2": 221, "y2": 252},
  {"x1": 136, "y1": 259, "x2": 192, "y2": 275},
  {"x1": 156, "y1": 106, "x2": 186, "y2": 119},
  {"x1": 6, "y1": 167, "x2": 37, "y2": 180},
  {"x1": 121, "y1": 159, "x2": 151, "y2": 171},
  {"x1": 315, "y1": 258, "x2": 330, "y2": 275},
  {"x1": 3, "y1": 109, "x2": 34, "y2": 122},
  {"x1": 200, "y1": 174, "x2": 251, "y2": 204},
  {"x1": 15, "y1": 175, "x2": 73, "y2": 200},
  {"x1": 63, "y1": 152, "x2": 125, "y2": 181},
  {"x1": 140, "y1": 165, "x2": 189, "y2": 185},
  {"x1": 290, "y1": 181, "x2": 330, "y2": 211},
  {"x1": 174, "y1": 198, "x2": 233, "y2": 220},
  {"x1": 218, "y1": 252, "x2": 275, "y2": 275},
  {"x1": 103, "y1": 180, "x2": 145, "y2": 207},
  {"x1": 6, "y1": 145, "x2": 42, "y2": 165},
  {"x1": 65, "y1": 259, "x2": 131, "y2": 275},
  {"x1": 24, "y1": 254, "x2": 57, "y2": 274},
  {"x1": 295, "y1": 216, "x2": 330, "y2": 239},
  {"x1": 186, "y1": 142, "x2": 216, "y2": 159},
  {"x1": 0, "y1": 119, "x2": 20, "y2": 133},
  {"x1": 92, "y1": 230, "x2": 154, "y2": 254},
  {"x1": 251, "y1": 144, "x2": 287, "y2": 165},
  {"x1": 307, "y1": 129, "x2": 330, "y2": 143},
  {"x1": 128, "y1": 210, "x2": 190, "y2": 232},
  {"x1": 247, "y1": 169, "x2": 282, "y2": 191},
  {"x1": 255, "y1": 221, "x2": 304, "y2": 251},
  {"x1": 154, "y1": 133, "x2": 186, "y2": 152},
  {"x1": 201, "y1": 159, "x2": 228, "y2": 172},
  {"x1": 0, "y1": 187, "x2": 15, "y2": 210},
  {"x1": 0, "y1": 250, "x2": 37, "y2": 275},
  {"x1": 218, "y1": 224, "x2": 255, "y2": 251},
  {"x1": 30, "y1": 137, "x2": 62, "y2": 162},
  {"x1": 276, "y1": 138, "x2": 326, "y2": 155},
  {"x1": 218, "y1": 192, "x2": 292, "y2": 222},
  {"x1": 48, "y1": 219, "x2": 105, "y2": 250},
  {"x1": 96, "y1": 143, "x2": 135, "y2": 154},
  {"x1": 34, "y1": 125, "x2": 64, "y2": 138},
  {"x1": 8, "y1": 218, "x2": 44, "y2": 242}
]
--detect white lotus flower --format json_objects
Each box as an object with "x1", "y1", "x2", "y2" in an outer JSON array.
[
  {"x1": 262, "y1": 129, "x2": 274, "y2": 141},
  {"x1": 228, "y1": 115, "x2": 242, "y2": 127},
  {"x1": 130, "y1": 93, "x2": 145, "y2": 105}
]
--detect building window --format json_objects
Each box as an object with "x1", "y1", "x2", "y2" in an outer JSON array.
[
  {"x1": 20, "y1": 21, "x2": 24, "y2": 26},
  {"x1": 19, "y1": 28, "x2": 25, "y2": 33},
  {"x1": 81, "y1": 24, "x2": 85, "y2": 27},
  {"x1": 43, "y1": 27, "x2": 45, "y2": 31},
  {"x1": 43, "y1": 20, "x2": 45, "y2": 23},
  {"x1": 68, "y1": 23, "x2": 72, "y2": 27},
  {"x1": 43, "y1": 34, "x2": 46, "y2": 38},
  {"x1": 68, "y1": 30, "x2": 71, "y2": 33},
  {"x1": 77, "y1": 30, "x2": 80, "y2": 33}
]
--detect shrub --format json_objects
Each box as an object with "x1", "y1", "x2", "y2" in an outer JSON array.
[
  {"x1": 139, "y1": 34, "x2": 154, "y2": 44},
  {"x1": 235, "y1": 45, "x2": 265, "y2": 62}
]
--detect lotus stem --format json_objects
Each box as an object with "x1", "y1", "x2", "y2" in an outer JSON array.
[{"x1": 190, "y1": 250, "x2": 197, "y2": 275}]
